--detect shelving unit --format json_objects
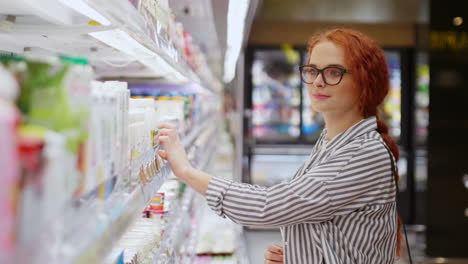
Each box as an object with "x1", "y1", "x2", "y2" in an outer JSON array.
[
  {"x1": 149, "y1": 125, "x2": 219, "y2": 264},
  {"x1": 0, "y1": 0, "x2": 222, "y2": 92},
  {"x1": 13, "y1": 118, "x2": 217, "y2": 264},
  {"x1": 0, "y1": 1, "x2": 229, "y2": 263}
]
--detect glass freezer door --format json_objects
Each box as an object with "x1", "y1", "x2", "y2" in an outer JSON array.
[{"x1": 251, "y1": 49, "x2": 301, "y2": 142}]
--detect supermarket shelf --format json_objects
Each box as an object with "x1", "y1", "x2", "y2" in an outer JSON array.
[
  {"x1": 150, "y1": 126, "x2": 218, "y2": 263},
  {"x1": 15, "y1": 146, "x2": 169, "y2": 264},
  {"x1": 182, "y1": 117, "x2": 213, "y2": 147},
  {"x1": 16, "y1": 119, "x2": 217, "y2": 264},
  {"x1": 157, "y1": 187, "x2": 197, "y2": 263},
  {"x1": 71, "y1": 164, "x2": 172, "y2": 264},
  {"x1": 0, "y1": 0, "x2": 77, "y2": 25},
  {"x1": 178, "y1": 198, "x2": 203, "y2": 264},
  {"x1": 0, "y1": 0, "x2": 222, "y2": 92}
]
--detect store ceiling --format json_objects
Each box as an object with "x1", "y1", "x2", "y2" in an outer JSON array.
[
  {"x1": 170, "y1": 0, "x2": 428, "y2": 81},
  {"x1": 255, "y1": 0, "x2": 428, "y2": 24}
]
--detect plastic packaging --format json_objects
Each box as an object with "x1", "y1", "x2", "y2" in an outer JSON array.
[{"x1": 0, "y1": 64, "x2": 20, "y2": 264}]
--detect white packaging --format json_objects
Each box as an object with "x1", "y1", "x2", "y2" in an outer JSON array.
[{"x1": 154, "y1": 100, "x2": 184, "y2": 132}]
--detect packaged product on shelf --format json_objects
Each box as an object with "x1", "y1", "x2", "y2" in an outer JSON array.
[
  {"x1": 17, "y1": 55, "x2": 92, "y2": 197},
  {"x1": 107, "y1": 81, "x2": 130, "y2": 176},
  {"x1": 16, "y1": 132, "x2": 45, "y2": 249},
  {"x1": 106, "y1": 182, "x2": 186, "y2": 264},
  {"x1": 128, "y1": 83, "x2": 206, "y2": 134},
  {"x1": 139, "y1": 0, "x2": 173, "y2": 45},
  {"x1": 0, "y1": 54, "x2": 94, "y2": 234},
  {"x1": 129, "y1": 98, "x2": 158, "y2": 150},
  {"x1": 171, "y1": 22, "x2": 186, "y2": 56},
  {"x1": 41, "y1": 131, "x2": 70, "y2": 222},
  {"x1": 128, "y1": 99, "x2": 157, "y2": 187},
  {"x1": 128, "y1": 97, "x2": 165, "y2": 185},
  {"x1": 87, "y1": 81, "x2": 130, "y2": 193},
  {"x1": 106, "y1": 217, "x2": 163, "y2": 264},
  {"x1": 90, "y1": 81, "x2": 113, "y2": 195},
  {"x1": 143, "y1": 193, "x2": 165, "y2": 217},
  {"x1": 0, "y1": 56, "x2": 161, "y2": 262},
  {"x1": 60, "y1": 56, "x2": 94, "y2": 194},
  {"x1": 154, "y1": 93, "x2": 185, "y2": 132},
  {"x1": 0, "y1": 64, "x2": 20, "y2": 264}
]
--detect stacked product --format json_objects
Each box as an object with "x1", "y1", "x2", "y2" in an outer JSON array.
[
  {"x1": 0, "y1": 55, "x2": 95, "y2": 258},
  {"x1": 0, "y1": 55, "x2": 169, "y2": 262},
  {"x1": 127, "y1": 0, "x2": 218, "y2": 87},
  {"x1": 129, "y1": 82, "x2": 219, "y2": 134},
  {"x1": 105, "y1": 179, "x2": 190, "y2": 264},
  {"x1": 0, "y1": 61, "x2": 21, "y2": 264}
]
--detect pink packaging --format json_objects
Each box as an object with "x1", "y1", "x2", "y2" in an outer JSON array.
[{"x1": 0, "y1": 65, "x2": 20, "y2": 263}]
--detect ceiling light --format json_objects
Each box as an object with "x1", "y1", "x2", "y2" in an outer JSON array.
[
  {"x1": 453, "y1": 16, "x2": 463, "y2": 26},
  {"x1": 223, "y1": 0, "x2": 250, "y2": 83}
]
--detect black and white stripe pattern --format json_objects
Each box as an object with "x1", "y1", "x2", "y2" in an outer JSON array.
[{"x1": 206, "y1": 116, "x2": 397, "y2": 264}]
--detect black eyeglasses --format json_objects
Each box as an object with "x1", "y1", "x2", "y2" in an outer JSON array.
[{"x1": 299, "y1": 65, "x2": 351, "y2": 85}]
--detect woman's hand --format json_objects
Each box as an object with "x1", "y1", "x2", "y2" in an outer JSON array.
[
  {"x1": 156, "y1": 123, "x2": 192, "y2": 178},
  {"x1": 264, "y1": 243, "x2": 284, "y2": 264}
]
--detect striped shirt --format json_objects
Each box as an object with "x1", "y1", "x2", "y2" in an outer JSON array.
[{"x1": 205, "y1": 116, "x2": 398, "y2": 264}]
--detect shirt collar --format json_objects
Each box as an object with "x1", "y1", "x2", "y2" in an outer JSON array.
[{"x1": 319, "y1": 116, "x2": 377, "y2": 152}]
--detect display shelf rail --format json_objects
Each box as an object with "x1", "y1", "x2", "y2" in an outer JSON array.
[{"x1": 0, "y1": 0, "x2": 222, "y2": 92}]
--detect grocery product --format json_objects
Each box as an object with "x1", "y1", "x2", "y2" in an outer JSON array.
[{"x1": 0, "y1": 63, "x2": 20, "y2": 264}]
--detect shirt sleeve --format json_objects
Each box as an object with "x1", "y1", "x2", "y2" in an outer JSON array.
[{"x1": 205, "y1": 139, "x2": 394, "y2": 227}]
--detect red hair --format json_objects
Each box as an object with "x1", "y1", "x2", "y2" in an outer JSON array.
[{"x1": 308, "y1": 28, "x2": 402, "y2": 257}]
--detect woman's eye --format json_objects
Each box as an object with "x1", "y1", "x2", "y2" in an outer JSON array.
[
  {"x1": 329, "y1": 69, "x2": 342, "y2": 76},
  {"x1": 307, "y1": 69, "x2": 318, "y2": 75}
]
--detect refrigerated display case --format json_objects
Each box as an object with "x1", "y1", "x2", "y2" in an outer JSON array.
[
  {"x1": 382, "y1": 50, "x2": 403, "y2": 142},
  {"x1": 250, "y1": 49, "x2": 302, "y2": 142},
  {"x1": 249, "y1": 47, "x2": 404, "y2": 145},
  {"x1": 415, "y1": 53, "x2": 430, "y2": 147},
  {"x1": 414, "y1": 51, "x2": 429, "y2": 225},
  {"x1": 415, "y1": 52, "x2": 429, "y2": 191}
]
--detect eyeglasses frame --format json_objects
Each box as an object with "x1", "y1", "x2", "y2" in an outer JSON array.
[{"x1": 299, "y1": 64, "x2": 351, "y2": 85}]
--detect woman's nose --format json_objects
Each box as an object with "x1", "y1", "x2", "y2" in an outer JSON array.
[{"x1": 313, "y1": 72, "x2": 325, "y2": 87}]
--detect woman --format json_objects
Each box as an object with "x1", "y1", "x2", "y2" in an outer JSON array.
[{"x1": 156, "y1": 28, "x2": 401, "y2": 264}]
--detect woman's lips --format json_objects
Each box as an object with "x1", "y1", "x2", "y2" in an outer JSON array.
[{"x1": 313, "y1": 94, "x2": 330, "y2": 100}]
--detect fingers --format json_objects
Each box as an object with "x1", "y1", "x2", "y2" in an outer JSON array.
[
  {"x1": 157, "y1": 136, "x2": 169, "y2": 145},
  {"x1": 157, "y1": 128, "x2": 179, "y2": 142},
  {"x1": 158, "y1": 128, "x2": 175, "y2": 135},
  {"x1": 158, "y1": 150, "x2": 167, "y2": 160},
  {"x1": 268, "y1": 243, "x2": 283, "y2": 254},
  {"x1": 264, "y1": 251, "x2": 283, "y2": 262},
  {"x1": 264, "y1": 244, "x2": 284, "y2": 264},
  {"x1": 158, "y1": 123, "x2": 176, "y2": 130}
]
